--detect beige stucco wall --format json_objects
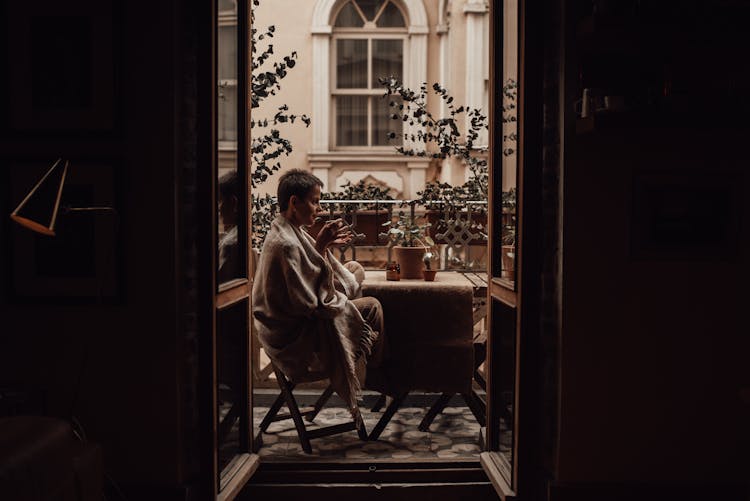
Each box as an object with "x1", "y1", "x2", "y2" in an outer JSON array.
[{"x1": 251, "y1": 0, "x2": 492, "y2": 198}]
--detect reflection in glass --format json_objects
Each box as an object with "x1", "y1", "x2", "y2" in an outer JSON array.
[
  {"x1": 356, "y1": 0, "x2": 384, "y2": 21},
  {"x1": 218, "y1": 85, "x2": 238, "y2": 142},
  {"x1": 218, "y1": 0, "x2": 236, "y2": 12},
  {"x1": 217, "y1": 301, "x2": 248, "y2": 480},
  {"x1": 335, "y1": 1, "x2": 365, "y2": 28},
  {"x1": 377, "y1": 2, "x2": 405, "y2": 27},
  {"x1": 500, "y1": 0, "x2": 518, "y2": 284},
  {"x1": 492, "y1": 300, "x2": 516, "y2": 470},
  {"x1": 336, "y1": 95, "x2": 368, "y2": 146},
  {"x1": 218, "y1": 169, "x2": 240, "y2": 283},
  {"x1": 337, "y1": 39, "x2": 368, "y2": 89},
  {"x1": 217, "y1": 6, "x2": 240, "y2": 286},
  {"x1": 371, "y1": 39, "x2": 402, "y2": 88},
  {"x1": 218, "y1": 25, "x2": 237, "y2": 79},
  {"x1": 373, "y1": 95, "x2": 401, "y2": 146}
]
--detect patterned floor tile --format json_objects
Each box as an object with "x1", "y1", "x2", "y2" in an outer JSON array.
[{"x1": 253, "y1": 400, "x2": 482, "y2": 461}]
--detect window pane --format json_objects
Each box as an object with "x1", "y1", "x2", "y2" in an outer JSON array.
[
  {"x1": 334, "y1": 1, "x2": 365, "y2": 28},
  {"x1": 336, "y1": 95, "x2": 368, "y2": 146},
  {"x1": 355, "y1": 0, "x2": 385, "y2": 21},
  {"x1": 218, "y1": 25, "x2": 237, "y2": 80},
  {"x1": 371, "y1": 39, "x2": 402, "y2": 87},
  {"x1": 218, "y1": 0, "x2": 236, "y2": 13},
  {"x1": 337, "y1": 39, "x2": 368, "y2": 88},
  {"x1": 218, "y1": 84, "x2": 237, "y2": 141},
  {"x1": 373, "y1": 95, "x2": 402, "y2": 146},
  {"x1": 376, "y1": 2, "x2": 406, "y2": 27}
]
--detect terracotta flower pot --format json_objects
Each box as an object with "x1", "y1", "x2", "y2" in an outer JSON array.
[
  {"x1": 393, "y1": 246, "x2": 427, "y2": 279},
  {"x1": 423, "y1": 269, "x2": 437, "y2": 281}
]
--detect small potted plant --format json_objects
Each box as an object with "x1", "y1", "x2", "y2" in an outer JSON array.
[
  {"x1": 422, "y1": 251, "x2": 437, "y2": 281},
  {"x1": 380, "y1": 211, "x2": 435, "y2": 279}
]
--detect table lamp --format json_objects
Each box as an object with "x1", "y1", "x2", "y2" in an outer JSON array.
[{"x1": 9, "y1": 158, "x2": 115, "y2": 236}]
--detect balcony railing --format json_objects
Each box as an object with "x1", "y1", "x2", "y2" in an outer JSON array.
[{"x1": 315, "y1": 199, "x2": 489, "y2": 272}]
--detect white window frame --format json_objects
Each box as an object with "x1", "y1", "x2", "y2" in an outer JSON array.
[
  {"x1": 218, "y1": 9, "x2": 238, "y2": 151},
  {"x1": 331, "y1": 31, "x2": 407, "y2": 150},
  {"x1": 311, "y1": 0, "x2": 428, "y2": 154}
]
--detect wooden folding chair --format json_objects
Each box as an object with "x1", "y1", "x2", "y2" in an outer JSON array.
[{"x1": 254, "y1": 364, "x2": 368, "y2": 453}]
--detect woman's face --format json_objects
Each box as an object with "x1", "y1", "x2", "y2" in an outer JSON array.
[{"x1": 292, "y1": 184, "x2": 322, "y2": 227}]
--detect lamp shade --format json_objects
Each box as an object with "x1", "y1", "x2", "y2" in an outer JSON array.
[{"x1": 10, "y1": 158, "x2": 69, "y2": 236}]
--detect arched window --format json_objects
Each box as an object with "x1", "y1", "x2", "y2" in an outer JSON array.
[
  {"x1": 332, "y1": 0, "x2": 406, "y2": 148},
  {"x1": 311, "y1": 0, "x2": 428, "y2": 196}
]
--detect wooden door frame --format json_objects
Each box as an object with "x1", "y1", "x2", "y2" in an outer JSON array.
[
  {"x1": 198, "y1": 0, "x2": 259, "y2": 499},
  {"x1": 196, "y1": 0, "x2": 553, "y2": 498}
]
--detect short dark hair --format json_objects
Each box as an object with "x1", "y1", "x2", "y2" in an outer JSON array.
[
  {"x1": 218, "y1": 170, "x2": 239, "y2": 202},
  {"x1": 277, "y1": 169, "x2": 323, "y2": 211}
]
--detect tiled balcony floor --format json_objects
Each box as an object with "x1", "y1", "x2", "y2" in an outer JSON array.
[{"x1": 251, "y1": 392, "x2": 486, "y2": 461}]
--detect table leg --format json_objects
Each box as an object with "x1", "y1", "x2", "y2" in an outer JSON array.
[
  {"x1": 368, "y1": 392, "x2": 407, "y2": 441},
  {"x1": 418, "y1": 393, "x2": 453, "y2": 432}
]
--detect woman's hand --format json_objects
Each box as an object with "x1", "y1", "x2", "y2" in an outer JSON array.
[{"x1": 314, "y1": 219, "x2": 353, "y2": 254}]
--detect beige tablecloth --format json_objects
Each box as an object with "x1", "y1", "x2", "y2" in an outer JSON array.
[{"x1": 362, "y1": 270, "x2": 474, "y2": 395}]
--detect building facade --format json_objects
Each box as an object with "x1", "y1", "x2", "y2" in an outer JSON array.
[{"x1": 222, "y1": 0, "x2": 491, "y2": 199}]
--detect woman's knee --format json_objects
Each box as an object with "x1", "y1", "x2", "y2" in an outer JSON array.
[{"x1": 344, "y1": 260, "x2": 365, "y2": 285}]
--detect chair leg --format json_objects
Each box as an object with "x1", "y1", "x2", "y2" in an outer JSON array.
[
  {"x1": 275, "y1": 368, "x2": 312, "y2": 453},
  {"x1": 371, "y1": 394, "x2": 386, "y2": 412},
  {"x1": 261, "y1": 365, "x2": 369, "y2": 453},
  {"x1": 369, "y1": 392, "x2": 407, "y2": 441},
  {"x1": 218, "y1": 403, "x2": 240, "y2": 445},
  {"x1": 353, "y1": 407, "x2": 369, "y2": 441},
  {"x1": 306, "y1": 385, "x2": 334, "y2": 422},
  {"x1": 418, "y1": 393, "x2": 453, "y2": 432},
  {"x1": 259, "y1": 391, "x2": 287, "y2": 432}
]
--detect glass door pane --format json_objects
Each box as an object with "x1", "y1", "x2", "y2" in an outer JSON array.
[
  {"x1": 213, "y1": 0, "x2": 253, "y2": 495},
  {"x1": 217, "y1": 0, "x2": 244, "y2": 288},
  {"x1": 493, "y1": 0, "x2": 518, "y2": 286},
  {"x1": 217, "y1": 300, "x2": 250, "y2": 479},
  {"x1": 486, "y1": 0, "x2": 519, "y2": 492}
]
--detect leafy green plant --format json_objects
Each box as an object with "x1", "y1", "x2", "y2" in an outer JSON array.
[
  {"x1": 501, "y1": 187, "x2": 516, "y2": 246},
  {"x1": 379, "y1": 211, "x2": 435, "y2": 248},
  {"x1": 322, "y1": 179, "x2": 394, "y2": 213},
  {"x1": 250, "y1": 0, "x2": 310, "y2": 249},
  {"x1": 380, "y1": 78, "x2": 489, "y2": 201},
  {"x1": 252, "y1": 193, "x2": 278, "y2": 250}
]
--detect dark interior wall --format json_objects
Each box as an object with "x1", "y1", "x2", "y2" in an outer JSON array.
[
  {"x1": 557, "y1": 1, "x2": 750, "y2": 487},
  {"x1": 0, "y1": 0, "x2": 186, "y2": 487}
]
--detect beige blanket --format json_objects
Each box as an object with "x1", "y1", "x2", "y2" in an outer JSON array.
[{"x1": 252, "y1": 215, "x2": 375, "y2": 418}]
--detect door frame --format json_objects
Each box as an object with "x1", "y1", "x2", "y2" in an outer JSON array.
[
  {"x1": 198, "y1": 0, "x2": 259, "y2": 499},
  {"x1": 196, "y1": 0, "x2": 551, "y2": 498}
]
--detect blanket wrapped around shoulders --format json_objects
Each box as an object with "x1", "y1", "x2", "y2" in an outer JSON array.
[{"x1": 252, "y1": 215, "x2": 376, "y2": 417}]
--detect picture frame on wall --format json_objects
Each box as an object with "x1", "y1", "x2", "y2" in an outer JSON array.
[
  {"x1": 4, "y1": 0, "x2": 116, "y2": 133},
  {"x1": 7, "y1": 159, "x2": 120, "y2": 302},
  {"x1": 630, "y1": 171, "x2": 741, "y2": 261}
]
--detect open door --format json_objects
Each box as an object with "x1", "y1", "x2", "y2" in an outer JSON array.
[
  {"x1": 480, "y1": 0, "x2": 520, "y2": 498},
  {"x1": 201, "y1": 0, "x2": 259, "y2": 498}
]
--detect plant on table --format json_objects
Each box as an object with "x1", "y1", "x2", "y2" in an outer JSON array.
[{"x1": 380, "y1": 211, "x2": 435, "y2": 279}]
